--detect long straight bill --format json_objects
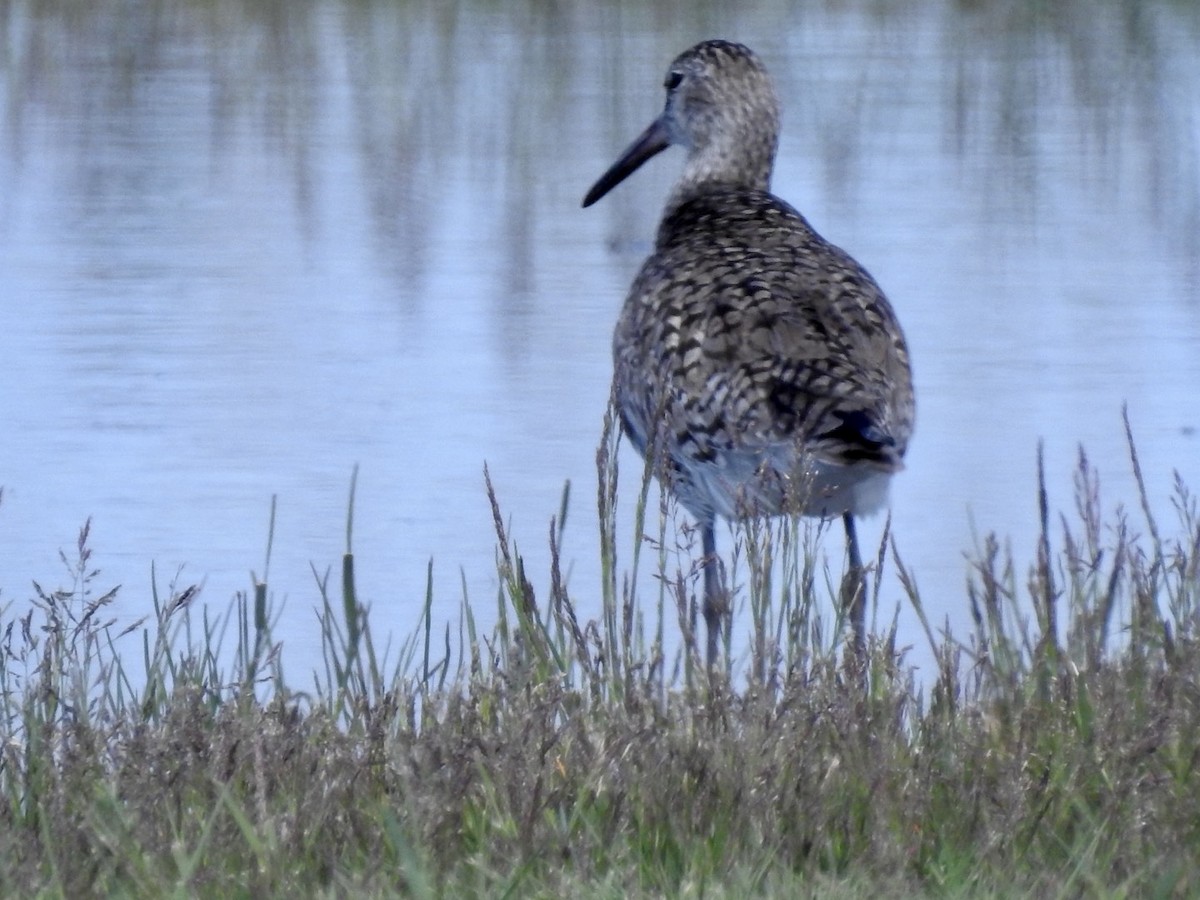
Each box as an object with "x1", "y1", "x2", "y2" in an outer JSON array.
[{"x1": 582, "y1": 117, "x2": 671, "y2": 208}]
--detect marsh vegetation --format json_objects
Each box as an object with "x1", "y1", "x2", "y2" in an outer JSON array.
[{"x1": 3, "y1": 411, "x2": 1199, "y2": 897}]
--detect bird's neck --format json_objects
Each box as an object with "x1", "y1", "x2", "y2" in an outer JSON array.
[{"x1": 664, "y1": 139, "x2": 775, "y2": 218}]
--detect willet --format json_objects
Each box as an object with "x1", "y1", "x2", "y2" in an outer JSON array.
[{"x1": 583, "y1": 40, "x2": 914, "y2": 668}]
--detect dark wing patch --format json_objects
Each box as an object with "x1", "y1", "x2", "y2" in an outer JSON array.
[{"x1": 817, "y1": 409, "x2": 897, "y2": 464}]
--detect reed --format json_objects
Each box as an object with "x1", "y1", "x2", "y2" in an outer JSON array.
[{"x1": 0, "y1": 410, "x2": 1197, "y2": 896}]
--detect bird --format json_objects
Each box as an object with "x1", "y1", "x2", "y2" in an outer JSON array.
[{"x1": 581, "y1": 40, "x2": 915, "y2": 669}]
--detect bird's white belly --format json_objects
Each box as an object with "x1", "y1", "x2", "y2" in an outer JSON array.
[{"x1": 676, "y1": 449, "x2": 895, "y2": 523}]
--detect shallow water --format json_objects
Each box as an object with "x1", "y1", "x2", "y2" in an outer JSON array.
[{"x1": 1, "y1": 0, "x2": 1198, "y2": 679}]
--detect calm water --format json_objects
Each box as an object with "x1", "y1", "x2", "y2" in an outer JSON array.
[{"x1": 2, "y1": 0, "x2": 1198, "y2": 679}]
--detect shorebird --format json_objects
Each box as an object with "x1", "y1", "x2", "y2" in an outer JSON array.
[{"x1": 583, "y1": 40, "x2": 914, "y2": 668}]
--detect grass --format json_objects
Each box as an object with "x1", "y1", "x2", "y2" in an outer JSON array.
[{"x1": 2, "y1": 406, "x2": 1199, "y2": 897}]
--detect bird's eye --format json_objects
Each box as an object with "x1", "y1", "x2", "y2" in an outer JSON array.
[{"x1": 664, "y1": 72, "x2": 683, "y2": 91}]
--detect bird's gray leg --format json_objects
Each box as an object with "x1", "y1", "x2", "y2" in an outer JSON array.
[
  {"x1": 701, "y1": 518, "x2": 724, "y2": 669},
  {"x1": 842, "y1": 512, "x2": 866, "y2": 654}
]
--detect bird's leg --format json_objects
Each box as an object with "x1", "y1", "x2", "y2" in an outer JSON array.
[
  {"x1": 701, "y1": 518, "x2": 725, "y2": 669},
  {"x1": 841, "y1": 512, "x2": 866, "y2": 654}
]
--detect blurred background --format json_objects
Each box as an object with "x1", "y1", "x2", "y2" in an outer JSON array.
[{"x1": 1, "y1": 0, "x2": 1198, "y2": 679}]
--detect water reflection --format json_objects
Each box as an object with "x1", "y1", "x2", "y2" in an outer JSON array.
[{"x1": 0, "y1": 0, "x2": 1197, "y2": 678}]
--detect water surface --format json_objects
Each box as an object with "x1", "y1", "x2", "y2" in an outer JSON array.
[{"x1": 1, "y1": 0, "x2": 1198, "y2": 677}]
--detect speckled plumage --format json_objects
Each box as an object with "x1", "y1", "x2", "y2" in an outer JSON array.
[{"x1": 584, "y1": 40, "x2": 915, "y2": 666}]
